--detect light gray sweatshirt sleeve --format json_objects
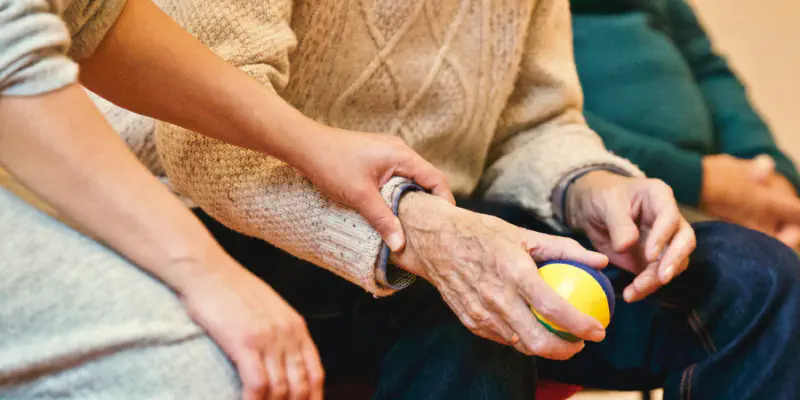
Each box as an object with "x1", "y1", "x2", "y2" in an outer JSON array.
[{"x1": 0, "y1": 0, "x2": 125, "y2": 96}]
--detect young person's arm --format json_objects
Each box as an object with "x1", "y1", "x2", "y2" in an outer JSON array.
[
  {"x1": 77, "y1": 0, "x2": 451, "y2": 251},
  {"x1": 0, "y1": 83, "x2": 324, "y2": 400}
]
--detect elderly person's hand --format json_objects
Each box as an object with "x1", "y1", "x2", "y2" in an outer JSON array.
[
  {"x1": 566, "y1": 171, "x2": 696, "y2": 303},
  {"x1": 391, "y1": 192, "x2": 609, "y2": 360},
  {"x1": 179, "y1": 258, "x2": 324, "y2": 400}
]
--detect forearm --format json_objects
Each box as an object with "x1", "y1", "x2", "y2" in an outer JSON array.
[
  {"x1": 77, "y1": 0, "x2": 315, "y2": 168},
  {"x1": 0, "y1": 84, "x2": 233, "y2": 294}
]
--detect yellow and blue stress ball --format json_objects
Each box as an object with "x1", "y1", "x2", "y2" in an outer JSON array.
[{"x1": 532, "y1": 260, "x2": 615, "y2": 342}]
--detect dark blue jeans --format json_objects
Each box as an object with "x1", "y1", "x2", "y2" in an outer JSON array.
[{"x1": 195, "y1": 199, "x2": 800, "y2": 400}]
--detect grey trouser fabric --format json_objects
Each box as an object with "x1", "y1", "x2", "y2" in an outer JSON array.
[{"x1": 0, "y1": 187, "x2": 240, "y2": 399}]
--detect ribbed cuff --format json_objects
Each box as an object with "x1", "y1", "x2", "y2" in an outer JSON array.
[
  {"x1": 374, "y1": 179, "x2": 423, "y2": 290},
  {"x1": 551, "y1": 165, "x2": 636, "y2": 230}
]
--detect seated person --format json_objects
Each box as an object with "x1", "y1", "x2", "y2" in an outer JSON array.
[
  {"x1": 571, "y1": 0, "x2": 800, "y2": 247},
  {"x1": 125, "y1": 0, "x2": 800, "y2": 398},
  {"x1": 0, "y1": 0, "x2": 451, "y2": 398}
]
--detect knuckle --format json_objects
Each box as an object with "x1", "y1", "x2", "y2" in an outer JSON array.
[
  {"x1": 271, "y1": 381, "x2": 289, "y2": 397},
  {"x1": 310, "y1": 369, "x2": 325, "y2": 387},
  {"x1": 560, "y1": 237, "x2": 583, "y2": 251},
  {"x1": 534, "y1": 299, "x2": 557, "y2": 320},
  {"x1": 289, "y1": 315, "x2": 308, "y2": 333},
  {"x1": 650, "y1": 179, "x2": 674, "y2": 195},
  {"x1": 246, "y1": 374, "x2": 269, "y2": 393},
  {"x1": 461, "y1": 316, "x2": 479, "y2": 332},
  {"x1": 243, "y1": 323, "x2": 272, "y2": 345},
  {"x1": 272, "y1": 320, "x2": 294, "y2": 337},
  {"x1": 294, "y1": 384, "x2": 311, "y2": 398}
]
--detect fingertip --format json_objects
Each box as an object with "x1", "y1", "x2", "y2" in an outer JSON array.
[
  {"x1": 386, "y1": 234, "x2": 404, "y2": 252},
  {"x1": 587, "y1": 252, "x2": 609, "y2": 269},
  {"x1": 623, "y1": 286, "x2": 637, "y2": 303},
  {"x1": 431, "y1": 184, "x2": 456, "y2": 205},
  {"x1": 613, "y1": 233, "x2": 638, "y2": 253}
]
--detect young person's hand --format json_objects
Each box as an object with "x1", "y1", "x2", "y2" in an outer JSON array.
[
  {"x1": 179, "y1": 259, "x2": 324, "y2": 400},
  {"x1": 78, "y1": 0, "x2": 454, "y2": 254},
  {"x1": 295, "y1": 127, "x2": 454, "y2": 252}
]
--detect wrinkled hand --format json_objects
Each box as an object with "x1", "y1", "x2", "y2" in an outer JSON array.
[
  {"x1": 567, "y1": 171, "x2": 696, "y2": 303},
  {"x1": 391, "y1": 192, "x2": 609, "y2": 360},
  {"x1": 749, "y1": 155, "x2": 800, "y2": 248},
  {"x1": 702, "y1": 154, "x2": 800, "y2": 238},
  {"x1": 179, "y1": 259, "x2": 323, "y2": 400},
  {"x1": 296, "y1": 127, "x2": 454, "y2": 252}
]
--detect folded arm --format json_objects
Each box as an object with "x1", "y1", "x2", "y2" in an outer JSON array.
[
  {"x1": 583, "y1": 110, "x2": 703, "y2": 206},
  {"x1": 666, "y1": 0, "x2": 800, "y2": 191}
]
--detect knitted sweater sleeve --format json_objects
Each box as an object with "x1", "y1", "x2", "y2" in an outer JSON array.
[
  {"x1": 476, "y1": 0, "x2": 643, "y2": 230},
  {"x1": 153, "y1": 0, "x2": 414, "y2": 297}
]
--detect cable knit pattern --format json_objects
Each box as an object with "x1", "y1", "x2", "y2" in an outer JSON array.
[{"x1": 154, "y1": 0, "x2": 643, "y2": 296}]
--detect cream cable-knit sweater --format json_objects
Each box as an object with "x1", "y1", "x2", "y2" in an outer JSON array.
[{"x1": 153, "y1": 0, "x2": 643, "y2": 296}]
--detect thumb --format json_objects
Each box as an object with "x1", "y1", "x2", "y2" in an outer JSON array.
[
  {"x1": 750, "y1": 154, "x2": 776, "y2": 184},
  {"x1": 776, "y1": 224, "x2": 800, "y2": 249},
  {"x1": 353, "y1": 188, "x2": 406, "y2": 252},
  {"x1": 525, "y1": 231, "x2": 608, "y2": 269}
]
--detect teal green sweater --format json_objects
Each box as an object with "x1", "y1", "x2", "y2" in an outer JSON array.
[{"x1": 570, "y1": 0, "x2": 800, "y2": 206}]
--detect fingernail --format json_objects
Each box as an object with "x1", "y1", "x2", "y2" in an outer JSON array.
[
  {"x1": 661, "y1": 265, "x2": 675, "y2": 283},
  {"x1": 386, "y1": 233, "x2": 403, "y2": 252},
  {"x1": 634, "y1": 275, "x2": 653, "y2": 292}
]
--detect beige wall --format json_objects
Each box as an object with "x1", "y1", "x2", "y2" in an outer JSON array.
[{"x1": 686, "y1": 0, "x2": 800, "y2": 163}]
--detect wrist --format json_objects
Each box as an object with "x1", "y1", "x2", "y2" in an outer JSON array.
[
  {"x1": 699, "y1": 156, "x2": 723, "y2": 209},
  {"x1": 390, "y1": 191, "x2": 457, "y2": 277},
  {"x1": 155, "y1": 237, "x2": 243, "y2": 297},
  {"x1": 566, "y1": 170, "x2": 627, "y2": 225}
]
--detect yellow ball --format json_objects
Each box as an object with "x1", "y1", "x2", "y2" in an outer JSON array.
[{"x1": 531, "y1": 261, "x2": 615, "y2": 342}]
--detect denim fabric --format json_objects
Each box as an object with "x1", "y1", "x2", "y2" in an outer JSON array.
[{"x1": 195, "y1": 199, "x2": 800, "y2": 400}]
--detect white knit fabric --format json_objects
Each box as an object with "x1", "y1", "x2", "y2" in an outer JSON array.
[{"x1": 152, "y1": 0, "x2": 643, "y2": 296}]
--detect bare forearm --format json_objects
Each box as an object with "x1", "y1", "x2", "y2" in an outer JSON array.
[
  {"x1": 0, "y1": 84, "x2": 233, "y2": 294},
  {"x1": 77, "y1": 0, "x2": 315, "y2": 167}
]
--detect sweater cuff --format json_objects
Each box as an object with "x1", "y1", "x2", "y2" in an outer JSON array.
[
  {"x1": 550, "y1": 165, "x2": 635, "y2": 231},
  {"x1": 374, "y1": 179, "x2": 423, "y2": 290}
]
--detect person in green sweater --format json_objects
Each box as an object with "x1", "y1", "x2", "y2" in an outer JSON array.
[{"x1": 571, "y1": 0, "x2": 800, "y2": 247}]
